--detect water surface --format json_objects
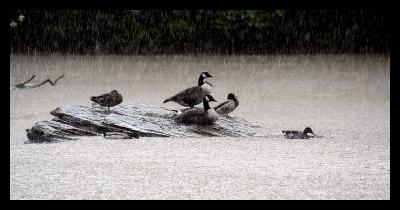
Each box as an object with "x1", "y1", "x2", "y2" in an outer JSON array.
[{"x1": 10, "y1": 54, "x2": 390, "y2": 199}]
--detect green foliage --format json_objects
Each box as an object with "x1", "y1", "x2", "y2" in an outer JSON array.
[{"x1": 9, "y1": 10, "x2": 389, "y2": 54}]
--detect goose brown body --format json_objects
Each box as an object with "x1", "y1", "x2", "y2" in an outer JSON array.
[
  {"x1": 163, "y1": 86, "x2": 208, "y2": 107},
  {"x1": 163, "y1": 72, "x2": 213, "y2": 107},
  {"x1": 174, "y1": 95, "x2": 218, "y2": 125}
]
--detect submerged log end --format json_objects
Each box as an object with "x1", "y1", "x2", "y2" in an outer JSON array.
[
  {"x1": 26, "y1": 127, "x2": 76, "y2": 143},
  {"x1": 25, "y1": 120, "x2": 91, "y2": 143}
]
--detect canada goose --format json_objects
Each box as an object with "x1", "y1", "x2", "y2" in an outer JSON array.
[
  {"x1": 163, "y1": 72, "x2": 213, "y2": 107},
  {"x1": 282, "y1": 127, "x2": 316, "y2": 139},
  {"x1": 90, "y1": 90, "x2": 123, "y2": 113},
  {"x1": 174, "y1": 95, "x2": 218, "y2": 125},
  {"x1": 214, "y1": 93, "x2": 239, "y2": 115},
  {"x1": 171, "y1": 95, "x2": 219, "y2": 114}
]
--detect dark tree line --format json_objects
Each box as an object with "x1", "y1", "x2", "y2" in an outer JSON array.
[{"x1": 9, "y1": 10, "x2": 390, "y2": 54}]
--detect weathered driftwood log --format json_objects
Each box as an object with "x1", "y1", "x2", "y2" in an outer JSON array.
[
  {"x1": 26, "y1": 102, "x2": 265, "y2": 143},
  {"x1": 12, "y1": 75, "x2": 64, "y2": 90}
]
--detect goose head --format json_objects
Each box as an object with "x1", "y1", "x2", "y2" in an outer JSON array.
[
  {"x1": 198, "y1": 72, "x2": 213, "y2": 86},
  {"x1": 227, "y1": 93, "x2": 238, "y2": 100},
  {"x1": 201, "y1": 72, "x2": 213, "y2": 78}
]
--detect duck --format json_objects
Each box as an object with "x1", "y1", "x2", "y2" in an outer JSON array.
[
  {"x1": 214, "y1": 93, "x2": 239, "y2": 115},
  {"x1": 282, "y1": 127, "x2": 316, "y2": 139},
  {"x1": 174, "y1": 95, "x2": 218, "y2": 125},
  {"x1": 163, "y1": 72, "x2": 213, "y2": 107},
  {"x1": 90, "y1": 90, "x2": 123, "y2": 113}
]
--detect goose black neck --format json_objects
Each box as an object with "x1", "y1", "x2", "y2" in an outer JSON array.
[
  {"x1": 203, "y1": 98, "x2": 211, "y2": 110},
  {"x1": 198, "y1": 75, "x2": 205, "y2": 86}
]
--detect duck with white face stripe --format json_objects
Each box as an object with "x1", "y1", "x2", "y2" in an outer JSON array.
[{"x1": 163, "y1": 72, "x2": 213, "y2": 107}]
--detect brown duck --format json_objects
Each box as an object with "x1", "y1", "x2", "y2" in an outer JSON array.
[
  {"x1": 90, "y1": 90, "x2": 123, "y2": 113},
  {"x1": 282, "y1": 127, "x2": 316, "y2": 139},
  {"x1": 214, "y1": 93, "x2": 239, "y2": 115}
]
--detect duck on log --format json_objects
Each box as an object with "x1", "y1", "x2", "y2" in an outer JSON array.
[{"x1": 26, "y1": 101, "x2": 265, "y2": 143}]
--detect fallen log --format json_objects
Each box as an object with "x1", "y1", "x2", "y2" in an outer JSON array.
[
  {"x1": 26, "y1": 102, "x2": 266, "y2": 143},
  {"x1": 12, "y1": 75, "x2": 64, "y2": 90}
]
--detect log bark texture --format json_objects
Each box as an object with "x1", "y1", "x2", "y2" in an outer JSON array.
[{"x1": 26, "y1": 102, "x2": 265, "y2": 143}]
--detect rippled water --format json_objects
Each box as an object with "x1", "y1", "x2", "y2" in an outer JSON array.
[{"x1": 10, "y1": 54, "x2": 390, "y2": 199}]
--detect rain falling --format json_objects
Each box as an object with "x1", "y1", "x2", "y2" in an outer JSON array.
[{"x1": 10, "y1": 10, "x2": 390, "y2": 200}]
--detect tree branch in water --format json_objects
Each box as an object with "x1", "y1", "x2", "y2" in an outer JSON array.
[{"x1": 13, "y1": 75, "x2": 64, "y2": 89}]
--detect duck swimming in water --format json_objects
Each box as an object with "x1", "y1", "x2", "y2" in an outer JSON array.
[
  {"x1": 90, "y1": 90, "x2": 123, "y2": 113},
  {"x1": 163, "y1": 72, "x2": 213, "y2": 107},
  {"x1": 282, "y1": 127, "x2": 316, "y2": 139},
  {"x1": 174, "y1": 95, "x2": 218, "y2": 125},
  {"x1": 214, "y1": 93, "x2": 239, "y2": 115}
]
